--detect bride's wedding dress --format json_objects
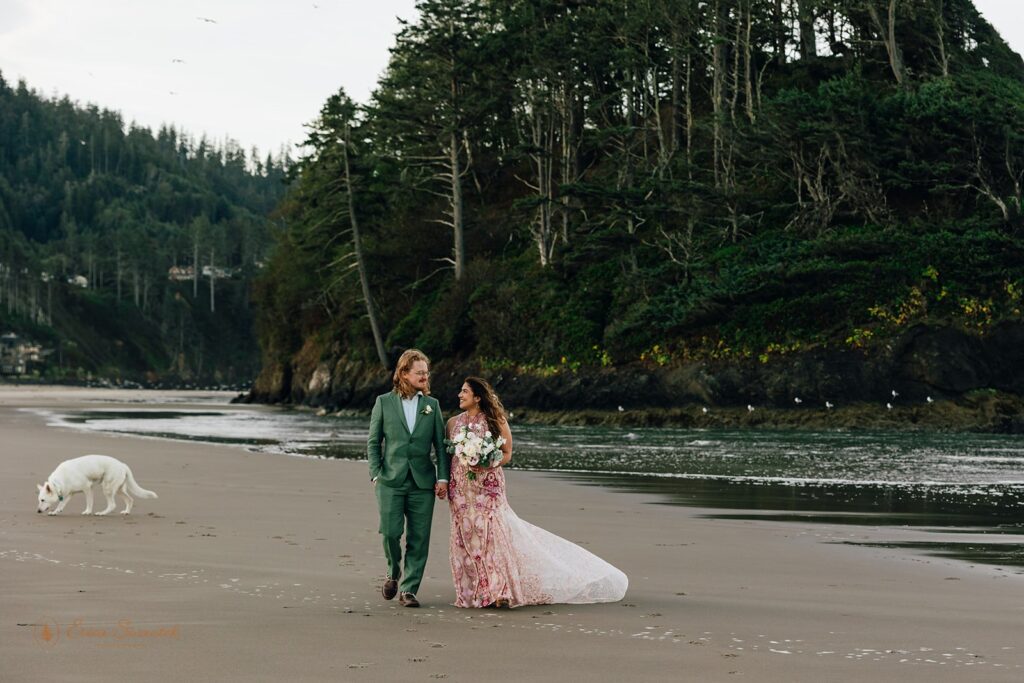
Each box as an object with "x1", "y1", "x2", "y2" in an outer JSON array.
[{"x1": 446, "y1": 412, "x2": 628, "y2": 608}]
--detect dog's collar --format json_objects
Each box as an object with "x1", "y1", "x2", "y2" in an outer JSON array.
[{"x1": 49, "y1": 481, "x2": 63, "y2": 501}]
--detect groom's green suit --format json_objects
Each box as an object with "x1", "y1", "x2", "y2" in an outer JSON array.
[{"x1": 367, "y1": 390, "x2": 449, "y2": 596}]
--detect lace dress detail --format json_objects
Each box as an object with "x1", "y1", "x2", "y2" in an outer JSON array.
[{"x1": 447, "y1": 412, "x2": 628, "y2": 608}]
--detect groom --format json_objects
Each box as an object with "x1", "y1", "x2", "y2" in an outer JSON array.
[{"x1": 367, "y1": 348, "x2": 449, "y2": 607}]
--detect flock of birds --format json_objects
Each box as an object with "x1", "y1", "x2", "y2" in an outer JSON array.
[
  {"x1": 613, "y1": 389, "x2": 938, "y2": 415},
  {"x1": 166, "y1": 11, "x2": 321, "y2": 95},
  {"x1": 739, "y1": 388, "x2": 935, "y2": 414},
  {"x1": 740, "y1": 388, "x2": 935, "y2": 414},
  {"x1": 162, "y1": 18, "x2": 223, "y2": 96}
]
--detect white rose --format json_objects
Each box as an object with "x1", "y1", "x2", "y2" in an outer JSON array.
[
  {"x1": 454, "y1": 432, "x2": 466, "y2": 443},
  {"x1": 468, "y1": 454, "x2": 480, "y2": 466},
  {"x1": 463, "y1": 442, "x2": 479, "y2": 459},
  {"x1": 485, "y1": 431, "x2": 492, "y2": 438}
]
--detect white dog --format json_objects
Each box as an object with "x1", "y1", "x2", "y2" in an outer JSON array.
[{"x1": 37, "y1": 455, "x2": 158, "y2": 516}]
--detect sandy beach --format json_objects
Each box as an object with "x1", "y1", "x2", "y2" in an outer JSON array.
[{"x1": 1, "y1": 387, "x2": 1021, "y2": 682}]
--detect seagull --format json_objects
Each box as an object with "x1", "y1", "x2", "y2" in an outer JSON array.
[
  {"x1": 825, "y1": 401, "x2": 834, "y2": 410},
  {"x1": 171, "y1": 58, "x2": 186, "y2": 64},
  {"x1": 617, "y1": 405, "x2": 624, "y2": 412},
  {"x1": 197, "y1": 16, "x2": 218, "y2": 24},
  {"x1": 886, "y1": 402, "x2": 893, "y2": 411},
  {"x1": 926, "y1": 396, "x2": 934, "y2": 404},
  {"x1": 794, "y1": 397, "x2": 802, "y2": 405},
  {"x1": 747, "y1": 404, "x2": 755, "y2": 413},
  {"x1": 169, "y1": 91, "x2": 178, "y2": 96},
  {"x1": 891, "y1": 389, "x2": 899, "y2": 398}
]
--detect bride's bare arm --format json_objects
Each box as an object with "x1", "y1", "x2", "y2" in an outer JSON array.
[{"x1": 496, "y1": 418, "x2": 513, "y2": 466}]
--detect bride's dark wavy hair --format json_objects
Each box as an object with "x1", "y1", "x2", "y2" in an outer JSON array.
[{"x1": 464, "y1": 376, "x2": 507, "y2": 438}]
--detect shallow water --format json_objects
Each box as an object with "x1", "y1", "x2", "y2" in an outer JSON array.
[{"x1": 31, "y1": 400, "x2": 1024, "y2": 570}]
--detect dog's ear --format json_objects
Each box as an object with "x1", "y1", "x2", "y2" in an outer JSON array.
[
  {"x1": 44, "y1": 483, "x2": 52, "y2": 493},
  {"x1": 37, "y1": 483, "x2": 43, "y2": 491}
]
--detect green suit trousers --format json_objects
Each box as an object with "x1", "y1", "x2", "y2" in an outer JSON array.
[{"x1": 375, "y1": 470, "x2": 435, "y2": 594}]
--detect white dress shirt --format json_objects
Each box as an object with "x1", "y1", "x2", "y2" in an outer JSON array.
[{"x1": 401, "y1": 392, "x2": 421, "y2": 433}]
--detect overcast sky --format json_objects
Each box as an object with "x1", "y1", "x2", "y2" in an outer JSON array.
[{"x1": 0, "y1": 0, "x2": 1021, "y2": 157}]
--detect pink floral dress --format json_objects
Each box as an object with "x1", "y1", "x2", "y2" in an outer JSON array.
[{"x1": 446, "y1": 412, "x2": 628, "y2": 609}]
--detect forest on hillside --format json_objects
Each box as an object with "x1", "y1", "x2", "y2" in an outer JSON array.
[
  {"x1": 254, "y1": 0, "x2": 1024, "y2": 401},
  {"x1": 0, "y1": 73, "x2": 288, "y2": 382}
]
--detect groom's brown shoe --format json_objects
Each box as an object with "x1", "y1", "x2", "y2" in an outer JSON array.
[
  {"x1": 398, "y1": 592, "x2": 420, "y2": 608},
  {"x1": 382, "y1": 577, "x2": 398, "y2": 600}
]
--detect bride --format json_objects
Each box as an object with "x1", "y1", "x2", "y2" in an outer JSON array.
[{"x1": 441, "y1": 376, "x2": 628, "y2": 608}]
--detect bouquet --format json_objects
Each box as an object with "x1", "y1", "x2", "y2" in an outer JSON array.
[{"x1": 445, "y1": 425, "x2": 506, "y2": 481}]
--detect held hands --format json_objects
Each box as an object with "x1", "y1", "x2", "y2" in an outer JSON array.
[{"x1": 434, "y1": 482, "x2": 448, "y2": 500}]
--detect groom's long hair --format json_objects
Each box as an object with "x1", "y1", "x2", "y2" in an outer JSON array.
[
  {"x1": 393, "y1": 349, "x2": 431, "y2": 398},
  {"x1": 464, "y1": 376, "x2": 507, "y2": 438}
]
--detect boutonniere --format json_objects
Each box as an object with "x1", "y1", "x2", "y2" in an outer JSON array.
[{"x1": 421, "y1": 405, "x2": 433, "y2": 415}]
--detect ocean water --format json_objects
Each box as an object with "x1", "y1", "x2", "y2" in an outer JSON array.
[{"x1": 29, "y1": 395, "x2": 1024, "y2": 570}]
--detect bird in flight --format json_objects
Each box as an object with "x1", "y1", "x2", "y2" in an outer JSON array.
[
  {"x1": 197, "y1": 17, "x2": 218, "y2": 24},
  {"x1": 171, "y1": 58, "x2": 186, "y2": 64}
]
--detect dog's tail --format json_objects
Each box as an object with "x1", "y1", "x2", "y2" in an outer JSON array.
[{"x1": 124, "y1": 467, "x2": 158, "y2": 499}]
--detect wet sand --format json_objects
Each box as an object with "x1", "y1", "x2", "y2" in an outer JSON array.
[{"x1": 1, "y1": 387, "x2": 1021, "y2": 681}]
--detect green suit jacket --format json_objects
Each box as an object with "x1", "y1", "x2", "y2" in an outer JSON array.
[{"x1": 367, "y1": 391, "x2": 449, "y2": 489}]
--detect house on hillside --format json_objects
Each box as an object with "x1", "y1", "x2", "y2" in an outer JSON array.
[
  {"x1": 168, "y1": 266, "x2": 194, "y2": 281},
  {"x1": 0, "y1": 333, "x2": 41, "y2": 376},
  {"x1": 201, "y1": 265, "x2": 235, "y2": 279}
]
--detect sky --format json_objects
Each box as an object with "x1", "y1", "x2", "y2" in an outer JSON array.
[
  {"x1": 0, "y1": 0, "x2": 1021, "y2": 158},
  {"x1": 0, "y1": 0, "x2": 422, "y2": 156}
]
